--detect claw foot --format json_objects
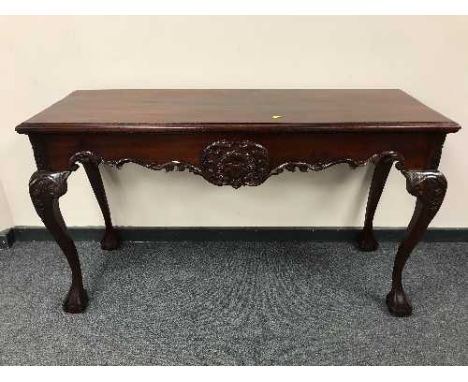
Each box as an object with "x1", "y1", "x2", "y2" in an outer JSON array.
[
  {"x1": 100, "y1": 228, "x2": 120, "y2": 251},
  {"x1": 386, "y1": 288, "x2": 412, "y2": 317},
  {"x1": 63, "y1": 286, "x2": 89, "y2": 313},
  {"x1": 356, "y1": 229, "x2": 379, "y2": 251}
]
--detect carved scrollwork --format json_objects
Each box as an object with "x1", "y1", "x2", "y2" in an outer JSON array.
[
  {"x1": 107, "y1": 159, "x2": 202, "y2": 175},
  {"x1": 66, "y1": 148, "x2": 406, "y2": 189},
  {"x1": 29, "y1": 170, "x2": 71, "y2": 217},
  {"x1": 270, "y1": 151, "x2": 403, "y2": 176},
  {"x1": 270, "y1": 159, "x2": 368, "y2": 175},
  {"x1": 402, "y1": 170, "x2": 447, "y2": 212},
  {"x1": 200, "y1": 140, "x2": 270, "y2": 188},
  {"x1": 69, "y1": 151, "x2": 202, "y2": 175},
  {"x1": 70, "y1": 151, "x2": 102, "y2": 166}
]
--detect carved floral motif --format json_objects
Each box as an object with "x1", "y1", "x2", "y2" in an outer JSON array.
[{"x1": 200, "y1": 140, "x2": 270, "y2": 188}]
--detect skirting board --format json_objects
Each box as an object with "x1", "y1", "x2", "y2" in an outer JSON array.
[{"x1": 1, "y1": 226, "x2": 467, "y2": 249}]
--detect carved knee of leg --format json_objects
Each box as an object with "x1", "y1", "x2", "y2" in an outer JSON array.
[{"x1": 29, "y1": 170, "x2": 71, "y2": 216}]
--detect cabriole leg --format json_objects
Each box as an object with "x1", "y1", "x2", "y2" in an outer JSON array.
[
  {"x1": 82, "y1": 159, "x2": 120, "y2": 250},
  {"x1": 386, "y1": 170, "x2": 447, "y2": 317},
  {"x1": 357, "y1": 155, "x2": 395, "y2": 251},
  {"x1": 29, "y1": 170, "x2": 88, "y2": 313}
]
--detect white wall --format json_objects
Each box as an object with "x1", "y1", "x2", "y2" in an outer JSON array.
[{"x1": 0, "y1": 16, "x2": 467, "y2": 228}]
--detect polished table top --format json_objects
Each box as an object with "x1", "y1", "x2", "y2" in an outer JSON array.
[{"x1": 17, "y1": 89, "x2": 460, "y2": 133}]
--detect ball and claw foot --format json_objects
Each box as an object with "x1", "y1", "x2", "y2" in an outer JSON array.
[
  {"x1": 356, "y1": 229, "x2": 379, "y2": 252},
  {"x1": 100, "y1": 228, "x2": 120, "y2": 251},
  {"x1": 386, "y1": 288, "x2": 412, "y2": 317},
  {"x1": 63, "y1": 286, "x2": 89, "y2": 313}
]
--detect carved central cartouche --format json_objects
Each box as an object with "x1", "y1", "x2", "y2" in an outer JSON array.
[{"x1": 200, "y1": 140, "x2": 270, "y2": 188}]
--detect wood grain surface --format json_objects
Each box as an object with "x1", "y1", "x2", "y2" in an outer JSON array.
[{"x1": 16, "y1": 89, "x2": 460, "y2": 133}]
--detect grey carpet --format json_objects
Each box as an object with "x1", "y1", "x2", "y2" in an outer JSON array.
[{"x1": 0, "y1": 239, "x2": 466, "y2": 365}]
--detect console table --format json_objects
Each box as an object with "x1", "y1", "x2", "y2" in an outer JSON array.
[{"x1": 16, "y1": 89, "x2": 460, "y2": 316}]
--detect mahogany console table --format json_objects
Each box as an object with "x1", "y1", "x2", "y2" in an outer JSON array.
[{"x1": 16, "y1": 89, "x2": 460, "y2": 316}]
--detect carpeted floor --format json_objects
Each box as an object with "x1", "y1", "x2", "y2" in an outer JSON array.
[{"x1": 0, "y1": 239, "x2": 466, "y2": 365}]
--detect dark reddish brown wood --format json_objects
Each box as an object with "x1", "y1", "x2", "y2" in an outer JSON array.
[
  {"x1": 78, "y1": 153, "x2": 120, "y2": 251},
  {"x1": 16, "y1": 89, "x2": 459, "y2": 133},
  {"x1": 29, "y1": 170, "x2": 88, "y2": 313},
  {"x1": 16, "y1": 89, "x2": 461, "y2": 316},
  {"x1": 386, "y1": 169, "x2": 447, "y2": 316},
  {"x1": 26, "y1": 131, "x2": 446, "y2": 172},
  {"x1": 357, "y1": 154, "x2": 396, "y2": 251}
]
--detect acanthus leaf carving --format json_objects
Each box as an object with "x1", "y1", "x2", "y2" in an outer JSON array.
[
  {"x1": 29, "y1": 170, "x2": 71, "y2": 217},
  {"x1": 402, "y1": 170, "x2": 447, "y2": 212},
  {"x1": 200, "y1": 140, "x2": 270, "y2": 188}
]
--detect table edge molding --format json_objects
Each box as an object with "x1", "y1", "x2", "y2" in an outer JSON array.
[{"x1": 16, "y1": 121, "x2": 461, "y2": 134}]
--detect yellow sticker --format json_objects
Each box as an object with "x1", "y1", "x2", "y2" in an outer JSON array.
[{"x1": 272, "y1": 115, "x2": 283, "y2": 119}]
